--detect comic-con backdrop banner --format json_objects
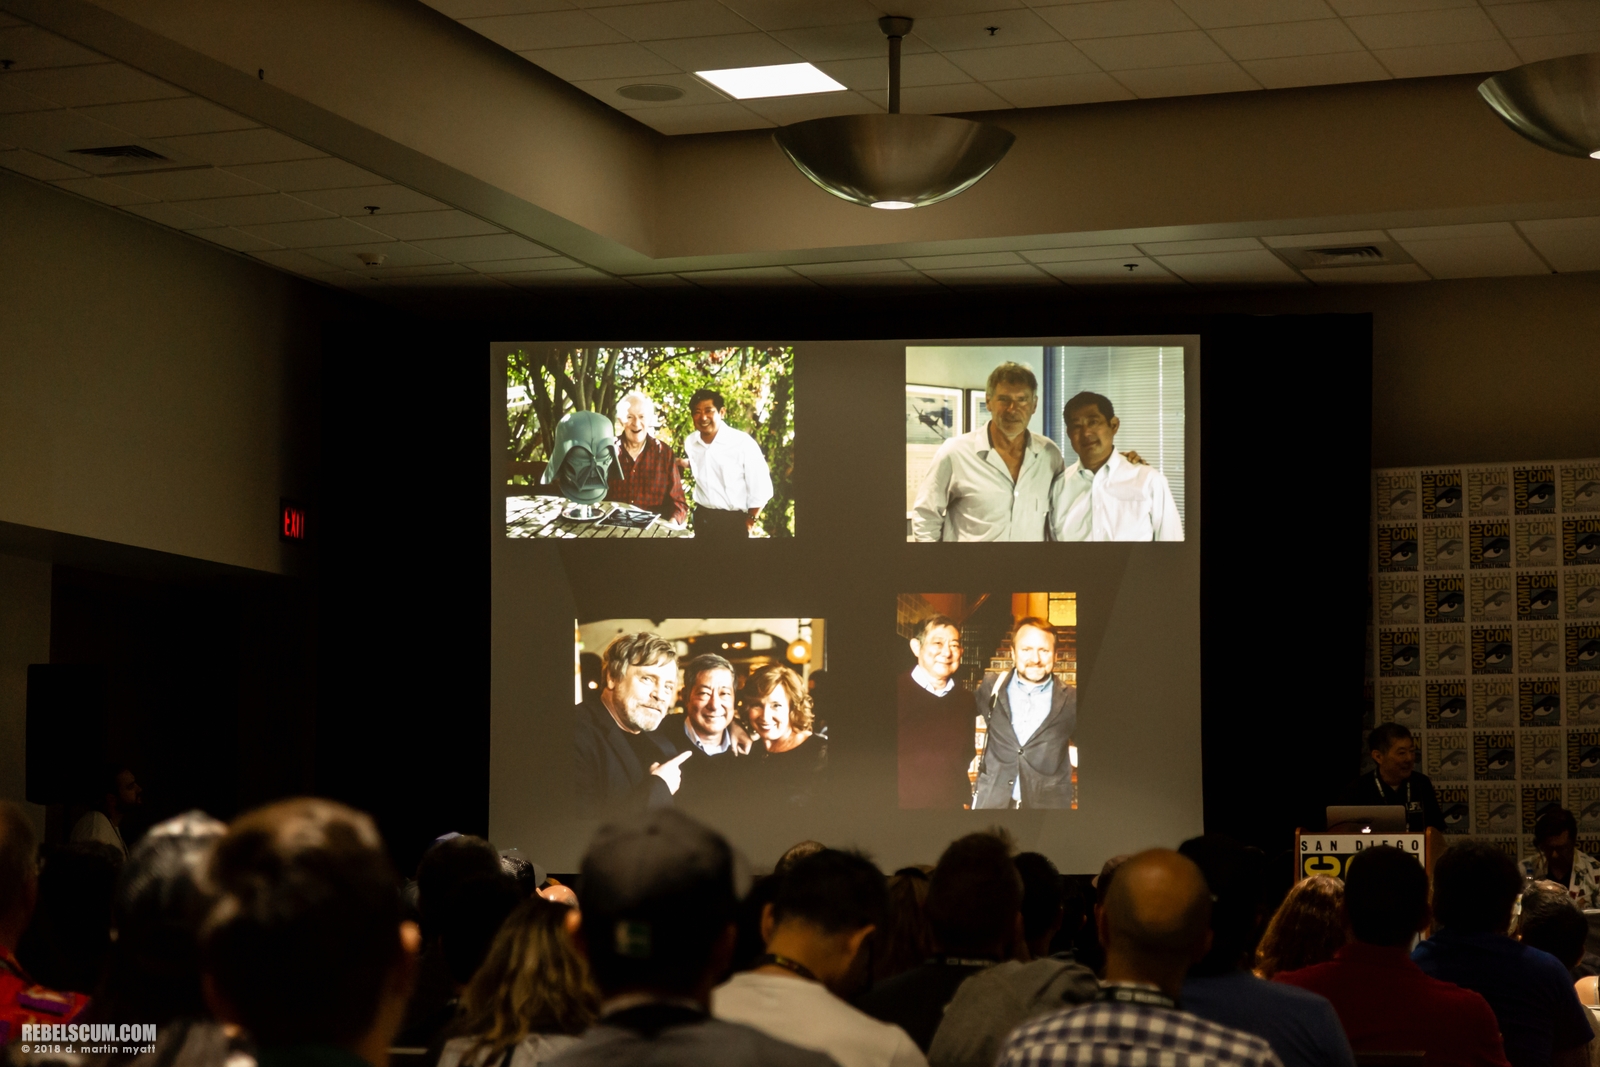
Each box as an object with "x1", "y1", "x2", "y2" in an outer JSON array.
[{"x1": 1370, "y1": 458, "x2": 1600, "y2": 857}]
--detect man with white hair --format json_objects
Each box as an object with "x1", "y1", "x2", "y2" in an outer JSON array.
[{"x1": 608, "y1": 391, "x2": 686, "y2": 524}]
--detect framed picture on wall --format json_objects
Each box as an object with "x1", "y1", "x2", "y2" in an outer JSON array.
[
  {"x1": 906, "y1": 385, "x2": 964, "y2": 445},
  {"x1": 969, "y1": 389, "x2": 988, "y2": 435}
]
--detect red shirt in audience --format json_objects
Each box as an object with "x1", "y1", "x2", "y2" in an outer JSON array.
[
  {"x1": 0, "y1": 947, "x2": 88, "y2": 1043},
  {"x1": 1274, "y1": 941, "x2": 1509, "y2": 1067}
]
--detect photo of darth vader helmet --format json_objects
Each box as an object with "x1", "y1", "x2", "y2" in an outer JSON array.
[{"x1": 541, "y1": 410, "x2": 619, "y2": 505}]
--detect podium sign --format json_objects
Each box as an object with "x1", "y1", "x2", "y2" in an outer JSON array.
[{"x1": 1298, "y1": 833, "x2": 1426, "y2": 879}]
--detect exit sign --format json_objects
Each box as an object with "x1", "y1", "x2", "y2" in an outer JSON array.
[{"x1": 280, "y1": 499, "x2": 307, "y2": 542}]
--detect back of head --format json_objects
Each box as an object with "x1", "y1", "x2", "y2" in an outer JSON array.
[
  {"x1": 1343, "y1": 846, "x2": 1428, "y2": 946},
  {"x1": 1255, "y1": 876, "x2": 1345, "y2": 978},
  {"x1": 458, "y1": 897, "x2": 598, "y2": 1055},
  {"x1": 1433, "y1": 841, "x2": 1522, "y2": 935},
  {"x1": 578, "y1": 809, "x2": 736, "y2": 996},
  {"x1": 775, "y1": 840, "x2": 825, "y2": 876},
  {"x1": 416, "y1": 835, "x2": 503, "y2": 934},
  {"x1": 1517, "y1": 882, "x2": 1588, "y2": 971},
  {"x1": 0, "y1": 801, "x2": 38, "y2": 926},
  {"x1": 771, "y1": 850, "x2": 886, "y2": 935},
  {"x1": 926, "y1": 833, "x2": 1023, "y2": 958},
  {"x1": 1014, "y1": 853, "x2": 1064, "y2": 948},
  {"x1": 1178, "y1": 835, "x2": 1269, "y2": 976},
  {"x1": 98, "y1": 810, "x2": 226, "y2": 1022},
  {"x1": 874, "y1": 868, "x2": 931, "y2": 982},
  {"x1": 1102, "y1": 850, "x2": 1211, "y2": 973},
  {"x1": 440, "y1": 872, "x2": 523, "y2": 985},
  {"x1": 202, "y1": 798, "x2": 402, "y2": 1048}
]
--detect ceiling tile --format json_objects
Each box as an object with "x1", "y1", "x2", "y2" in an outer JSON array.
[
  {"x1": 50, "y1": 176, "x2": 156, "y2": 206},
  {"x1": 303, "y1": 242, "x2": 447, "y2": 269},
  {"x1": 1517, "y1": 217, "x2": 1600, "y2": 273},
  {"x1": 461, "y1": 10, "x2": 627, "y2": 49},
  {"x1": 241, "y1": 217, "x2": 395, "y2": 248},
  {"x1": 362, "y1": 262, "x2": 474, "y2": 278},
  {"x1": 861, "y1": 81, "x2": 1013, "y2": 112},
  {"x1": 1487, "y1": 1, "x2": 1600, "y2": 37},
  {"x1": 589, "y1": 1, "x2": 758, "y2": 40},
  {"x1": 988, "y1": 71, "x2": 1135, "y2": 105},
  {"x1": 911, "y1": 10, "x2": 1065, "y2": 51},
  {"x1": 740, "y1": 90, "x2": 881, "y2": 122},
  {"x1": 188, "y1": 227, "x2": 283, "y2": 253},
  {"x1": 1208, "y1": 19, "x2": 1364, "y2": 60},
  {"x1": 943, "y1": 41, "x2": 1100, "y2": 80},
  {"x1": 1263, "y1": 229, "x2": 1389, "y2": 247},
  {"x1": 153, "y1": 128, "x2": 323, "y2": 167},
  {"x1": 624, "y1": 273, "x2": 698, "y2": 286},
  {"x1": 102, "y1": 166, "x2": 277, "y2": 200},
  {"x1": 518, "y1": 42, "x2": 682, "y2": 79},
  {"x1": 408, "y1": 232, "x2": 557, "y2": 260},
  {"x1": 1345, "y1": 6, "x2": 1501, "y2": 48},
  {"x1": 680, "y1": 266, "x2": 815, "y2": 285},
  {"x1": 905, "y1": 250, "x2": 1025, "y2": 268},
  {"x1": 893, "y1": 0, "x2": 1035, "y2": 15},
  {"x1": 1168, "y1": 0, "x2": 1338, "y2": 29},
  {"x1": 73, "y1": 98, "x2": 257, "y2": 139},
  {"x1": 122, "y1": 201, "x2": 225, "y2": 230},
  {"x1": 772, "y1": 23, "x2": 935, "y2": 61},
  {"x1": 0, "y1": 82, "x2": 55, "y2": 115},
  {"x1": 644, "y1": 32, "x2": 803, "y2": 68},
  {"x1": 498, "y1": 267, "x2": 620, "y2": 285},
  {"x1": 1390, "y1": 221, "x2": 1520, "y2": 240},
  {"x1": 923, "y1": 263, "x2": 1058, "y2": 285},
  {"x1": 1326, "y1": 0, "x2": 1474, "y2": 13},
  {"x1": 294, "y1": 184, "x2": 451, "y2": 216},
  {"x1": 362, "y1": 209, "x2": 505, "y2": 240},
  {"x1": 1033, "y1": 0, "x2": 1198, "y2": 39},
  {"x1": 1393, "y1": 229, "x2": 1549, "y2": 277},
  {"x1": 5, "y1": 64, "x2": 183, "y2": 108},
  {"x1": 791, "y1": 258, "x2": 914, "y2": 275},
  {"x1": 1043, "y1": 256, "x2": 1183, "y2": 282},
  {"x1": 1153, "y1": 248, "x2": 1306, "y2": 283},
  {"x1": 1302, "y1": 263, "x2": 1430, "y2": 282},
  {"x1": 624, "y1": 100, "x2": 769, "y2": 132},
  {"x1": 1510, "y1": 31, "x2": 1600, "y2": 62},
  {"x1": 809, "y1": 271, "x2": 944, "y2": 288},
  {"x1": 424, "y1": 0, "x2": 579, "y2": 15},
  {"x1": 252, "y1": 249, "x2": 351, "y2": 274},
  {"x1": 0, "y1": 148, "x2": 86, "y2": 181},
  {"x1": 1240, "y1": 50, "x2": 1391, "y2": 87},
  {"x1": 0, "y1": 108, "x2": 158, "y2": 169},
  {"x1": 817, "y1": 52, "x2": 976, "y2": 89},
  {"x1": 1073, "y1": 30, "x2": 1232, "y2": 69},
  {"x1": 1111, "y1": 60, "x2": 1259, "y2": 96},
  {"x1": 0, "y1": 27, "x2": 110, "y2": 70},
  {"x1": 1370, "y1": 38, "x2": 1521, "y2": 76},
  {"x1": 226, "y1": 157, "x2": 389, "y2": 191},
  {"x1": 719, "y1": 0, "x2": 886, "y2": 32},
  {"x1": 572, "y1": 72, "x2": 730, "y2": 107},
  {"x1": 1022, "y1": 243, "x2": 1143, "y2": 262},
  {"x1": 167, "y1": 193, "x2": 335, "y2": 226},
  {"x1": 472, "y1": 255, "x2": 578, "y2": 270},
  {"x1": 1140, "y1": 236, "x2": 1261, "y2": 254}
]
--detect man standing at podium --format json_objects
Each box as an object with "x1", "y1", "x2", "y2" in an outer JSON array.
[{"x1": 1333, "y1": 724, "x2": 1445, "y2": 832}]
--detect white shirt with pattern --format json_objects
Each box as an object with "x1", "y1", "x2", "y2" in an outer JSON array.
[
  {"x1": 1051, "y1": 449, "x2": 1183, "y2": 542},
  {"x1": 911, "y1": 425, "x2": 1064, "y2": 542},
  {"x1": 1522, "y1": 848, "x2": 1600, "y2": 910}
]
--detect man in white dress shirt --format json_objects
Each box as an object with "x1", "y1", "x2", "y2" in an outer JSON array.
[
  {"x1": 911, "y1": 363, "x2": 1064, "y2": 542},
  {"x1": 684, "y1": 388, "x2": 774, "y2": 540},
  {"x1": 1051, "y1": 391, "x2": 1182, "y2": 542}
]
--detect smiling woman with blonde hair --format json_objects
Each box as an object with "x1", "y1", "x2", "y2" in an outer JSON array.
[{"x1": 743, "y1": 663, "x2": 828, "y2": 807}]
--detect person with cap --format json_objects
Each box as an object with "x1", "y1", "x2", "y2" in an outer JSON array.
[
  {"x1": 551, "y1": 809, "x2": 837, "y2": 1067},
  {"x1": 997, "y1": 849, "x2": 1281, "y2": 1067}
]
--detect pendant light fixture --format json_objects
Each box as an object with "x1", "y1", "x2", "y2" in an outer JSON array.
[
  {"x1": 1479, "y1": 52, "x2": 1600, "y2": 159},
  {"x1": 772, "y1": 17, "x2": 1016, "y2": 210}
]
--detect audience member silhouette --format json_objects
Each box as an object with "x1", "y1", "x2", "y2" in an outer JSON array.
[
  {"x1": 1255, "y1": 876, "x2": 1345, "y2": 979},
  {"x1": 0, "y1": 801, "x2": 88, "y2": 1040}
]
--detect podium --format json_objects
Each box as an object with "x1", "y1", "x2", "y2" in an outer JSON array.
[{"x1": 1294, "y1": 828, "x2": 1445, "y2": 882}]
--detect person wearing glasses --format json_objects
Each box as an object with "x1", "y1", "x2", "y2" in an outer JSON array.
[
  {"x1": 911, "y1": 363, "x2": 1064, "y2": 542},
  {"x1": 898, "y1": 615, "x2": 979, "y2": 809}
]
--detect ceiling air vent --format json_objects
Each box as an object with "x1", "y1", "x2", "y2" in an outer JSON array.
[
  {"x1": 69, "y1": 144, "x2": 169, "y2": 161},
  {"x1": 1303, "y1": 245, "x2": 1385, "y2": 266},
  {"x1": 1274, "y1": 239, "x2": 1413, "y2": 270}
]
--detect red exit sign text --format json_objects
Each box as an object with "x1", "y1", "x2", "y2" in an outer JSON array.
[{"x1": 280, "y1": 499, "x2": 307, "y2": 542}]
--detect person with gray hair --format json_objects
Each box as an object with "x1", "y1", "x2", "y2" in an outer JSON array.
[
  {"x1": 911, "y1": 362, "x2": 1063, "y2": 542},
  {"x1": 575, "y1": 632, "x2": 691, "y2": 817},
  {"x1": 998, "y1": 849, "x2": 1281, "y2": 1067},
  {"x1": 607, "y1": 391, "x2": 686, "y2": 524}
]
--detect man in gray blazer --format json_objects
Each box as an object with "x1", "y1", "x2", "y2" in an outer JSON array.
[{"x1": 972, "y1": 617, "x2": 1076, "y2": 810}]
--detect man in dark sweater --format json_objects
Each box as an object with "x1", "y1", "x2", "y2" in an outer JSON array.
[
  {"x1": 574, "y1": 632, "x2": 691, "y2": 817},
  {"x1": 897, "y1": 615, "x2": 977, "y2": 809},
  {"x1": 1333, "y1": 723, "x2": 1445, "y2": 831}
]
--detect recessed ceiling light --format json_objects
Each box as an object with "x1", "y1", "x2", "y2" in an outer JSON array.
[{"x1": 695, "y1": 62, "x2": 846, "y2": 100}]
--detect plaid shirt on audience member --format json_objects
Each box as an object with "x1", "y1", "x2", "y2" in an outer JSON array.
[
  {"x1": 608, "y1": 434, "x2": 687, "y2": 523},
  {"x1": 997, "y1": 987, "x2": 1284, "y2": 1067}
]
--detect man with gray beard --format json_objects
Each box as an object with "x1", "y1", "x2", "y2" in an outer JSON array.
[{"x1": 575, "y1": 632, "x2": 692, "y2": 817}]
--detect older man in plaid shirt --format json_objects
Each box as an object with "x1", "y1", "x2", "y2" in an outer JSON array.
[
  {"x1": 608, "y1": 391, "x2": 687, "y2": 524},
  {"x1": 998, "y1": 850, "x2": 1282, "y2": 1067}
]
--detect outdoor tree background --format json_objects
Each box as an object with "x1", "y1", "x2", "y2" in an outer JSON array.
[{"x1": 507, "y1": 346, "x2": 796, "y2": 537}]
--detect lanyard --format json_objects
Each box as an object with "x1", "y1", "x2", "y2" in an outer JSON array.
[
  {"x1": 1095, "y1": 984, "x2": 1177, "y2": 1009},
  {"x1": 1374, "y1": 771, "x2": 1411, "y2": 809},
  {"x1": 756, "y1": 953, "x2": 819, "y2": 982},
  {"x1": 930, "y1": 956, "x2": 998, "y2": 969}
]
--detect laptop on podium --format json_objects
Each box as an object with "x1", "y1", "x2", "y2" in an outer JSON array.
[{"x1": 1326, "y1": 805, "x2": 1408, "y2": 833}]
